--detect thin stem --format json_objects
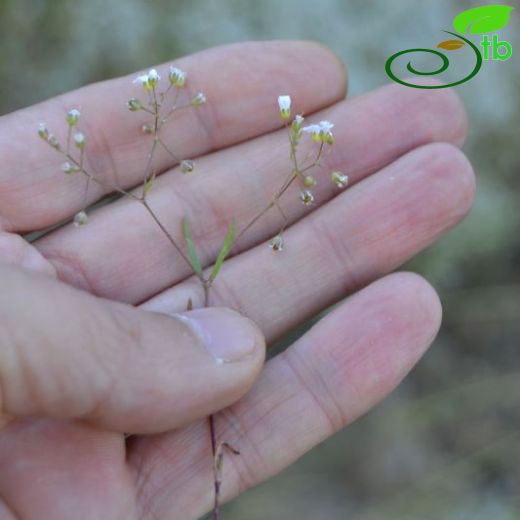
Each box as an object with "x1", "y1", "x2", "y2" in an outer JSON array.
[
  {"x1": 66, "y1": 126, "x2": 72, "y2": 155},
  {"x1": 49, "y1": 83, "x2": 249, "y2": 520},
  {"x1": 160, "y1": 87, "x2": 181, "y2": 124},
  {"x1": 82, "y1": 176, "x2": 91, "y2": 212},
  {"x1": 237, "y1": 201, "x2": 275, "y2": 240},
  {"x1": 141, "y1": 87, "x2": 161, "y2": 196},
  {"x1": 139, "y1": 106, "x2": 155, "y2": 115},
  {"x1": 301, "y1": 141, "x2": 325, "y2": 173},
  {"x1": 275, "y1": 201, "x2": 289, "y2": 233},
  {"x1": 237, "y1": 170, "x2": 298, "y2": 241},
  {"x1": 141, "y1": 199, "x2": 197, "y2": 275},
  {"x1": 158, "y1": 137, "x2": 182, "y2": 163},
  {"x1": 237, "y1": 127, "x2": 307, "y2": 241},
  {"x1": 202, "y1": 280, "x2": 222, "y2": 520},
  {"x1": 159, "y1": 83, "x2": 173, "y2": 104},
  {"x1": 61, "y1": 149, "x2": 196, "y2": 278},
  {"x1": 209, "y1": 414, "x2": 219, "y2": 520},
  {"x1": 63, "y1": 151, "x2": 140, "y2": 200},
  {"x1": 203, "y1": 282, "x2": 210, "y2": 307},
  {"x1": 209, "y1": 417, "x2": 241, "y2": 520},
  {"x1": 141, "y1": 137, "x2": 158, "y2": 195}
]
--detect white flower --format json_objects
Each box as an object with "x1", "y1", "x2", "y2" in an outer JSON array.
[
  {"x1": 319, "y1": 120, "x2": 334, "y2": 133},
  {"x1": 73, "y1": 132, "x2": 85, "y2": 149},
  {"x1": 147, "y1": 69, "x2": 160, "y2": 86},
  {"x1": 278, "y1": 95, "x2": 291, "y2": 120},
  {"x1": 66, "y1": 109, "x2": 80, "y2": 126},
  {"x1": 319, "y1": 120, "x2": 334, "y2": 144},
  {"x1": 291, "y1": 114, "x2": 304, "y2": 144},
  {"x1": 168, "y1": 66, "x2": 186, "y2": 87},
  {"x1": 134, "y1": 74, "x2": 149, "y2": 87},
  {"x1": 38, "y1": 123, "x2": 49, "y2": 140},
  {"x1": 303, "y1": 120, "x2": 335, "y2": 144},
  {"x1": 133, "y1": 69, "x2": 161, "y2": 91},
  {"x1": 191, "y1": 92, "x2": 207, "y2": 106},
  {"x1": 302, "y1": 123, "x2": 320, "y2": 133},
  {"x1": 61, "y1": 162, "x2": 78, "y2": 174},
  {"x1": 331, "y1": 171, "x2": 349, "y2": 188}
]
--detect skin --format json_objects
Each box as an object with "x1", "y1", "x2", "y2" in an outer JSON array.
[{"x1": 0, "y1": 41, "x2": 475, "y2": 519}]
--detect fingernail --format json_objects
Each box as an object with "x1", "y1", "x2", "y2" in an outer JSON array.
[{"x1": 176, "y1": 308, "x2": 258, "y2": 363}]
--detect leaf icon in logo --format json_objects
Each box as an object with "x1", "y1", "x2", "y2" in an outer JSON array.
[
  {"x1": 437, "y1": 39, "x2": 466, "y2": 50},
  {"x1": 453, "y1": 5, "x2": 515, "y2": 35}
]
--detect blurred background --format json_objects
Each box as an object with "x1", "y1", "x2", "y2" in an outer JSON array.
[{"x1": 1, "y1": 0, "x2": 518, "y2": 518}]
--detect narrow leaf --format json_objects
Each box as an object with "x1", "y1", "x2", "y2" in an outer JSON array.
[
  {"x1": 181, "y1": 217, "x2": 203, "y2": 278},
  {"x1": 210, "y1": 220, "x2": 237, "y2": 282},
  {"x1": 437, "y1": 39, "x2": 465, "y2": 51},
  {"x1": 143, "y1": 175, "x2": 155, "y2": 194}
]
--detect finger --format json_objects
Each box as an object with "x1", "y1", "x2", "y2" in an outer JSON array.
[
  {"x1": 0, "y1": 232, "x2": 56, "y2": 277},
  {"x1": 0, "y1": 419, "x2": 133, "y2": 519},
  {"x1": 128, "y1": 272, "x2": 442, "y2": 518},
  {"x1": 0, "y1": 264, "x2": 265, "y2": 433},
  {"x1": 142, "y1": 142, "x2": 475, "y2": 343},
  {"x1": 0, "y1": 40, "x2": 346, "y2": 232},
  {"x1": 36, "y1": 84, "x2": 467, "y2": 303}
]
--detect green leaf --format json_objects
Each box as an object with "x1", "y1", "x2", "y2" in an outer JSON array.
[
  {"x1": 143, "y1": 175, "x2": 155, "y2": 195},
  {"x1": 181, "y1": 217, "x2": 203, "y2": 279},
  {"x1": 209, "y1": 221, "x2": 236, "y2": 282},
  {"x1": 453, "y1": 5, "x2": 514, "y2": 35}
]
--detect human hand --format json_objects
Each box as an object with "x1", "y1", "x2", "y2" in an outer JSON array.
[{"x1": 0, "y1": 41, "x2": 474, "y2": 518}]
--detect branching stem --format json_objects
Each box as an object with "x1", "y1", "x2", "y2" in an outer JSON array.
[{"x1": 46, "y1": 84, "x2": 331, "y2": 520}]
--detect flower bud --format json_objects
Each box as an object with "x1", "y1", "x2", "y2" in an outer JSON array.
[
  {"x1": 133, "y1": 69, "x2": 160, "y2": 91},
  {"x1": 73, "y1": 210, "x2": 88, "y2": 227},
  {"x1": 48, "y1": 134, "x2": 60, "y2": 150},
  {"x1": 269, "y1": 235, "x2": 284, "y2": 252},
  {"x1": 303, "y1": 175, "x2": 317, "y2": 188},
  {"x1": 73, "y1": 132, "x2": 85, "y2": 149},
  {"x1": 127, "y1": 98, "x2": 142, "y2": 111},
  {"x1": 331, "y1": 171, "x2": 349, "y2": 188},
  {"x1": 168, "y1": 66, "x2": 186, "y2": 87},
  {"x1": 278, "y1": 95, "x2": 291, "y2": 120},
  {"x1": 291, "y1": 114, "x2": 304, "y2": 144},
  {"x1": 191, "y1": 92, "x2": 207, "y2": 106},
  {"x1": 299, "y1": 190, "x2": 315, "y2": 206},
  {"x1": 180, "y1": 159, "x2": 194, "y2": 173},
  {"x1": 61, "y1": 162, "x2": 79, "y2": 174},
  {"x1": 66, "y1": 109, "x2": 80, "y2": 126},
  {"x1": 38, "y1": 123, "x2": 49, "y2": 140},
  {"x1": 147, "y1": 69, "x2": 160, "y2": 88}
]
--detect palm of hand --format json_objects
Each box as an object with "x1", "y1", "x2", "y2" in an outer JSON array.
[{"x1": 0, "y1": 41, "x2": 473, "y2": 519}]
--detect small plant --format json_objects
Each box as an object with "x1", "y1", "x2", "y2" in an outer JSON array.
[{"x1": 37, "y1": 66, "x2": 349, "y2": 519}]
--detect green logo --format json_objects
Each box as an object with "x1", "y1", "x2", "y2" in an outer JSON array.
[{"x1": 385, "y1": 5, "x2": 514, "y2": 89}]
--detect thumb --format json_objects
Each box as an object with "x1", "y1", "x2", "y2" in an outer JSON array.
[{"x1": 0, "y1": 264, "x2": 265, "y2": 433}]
